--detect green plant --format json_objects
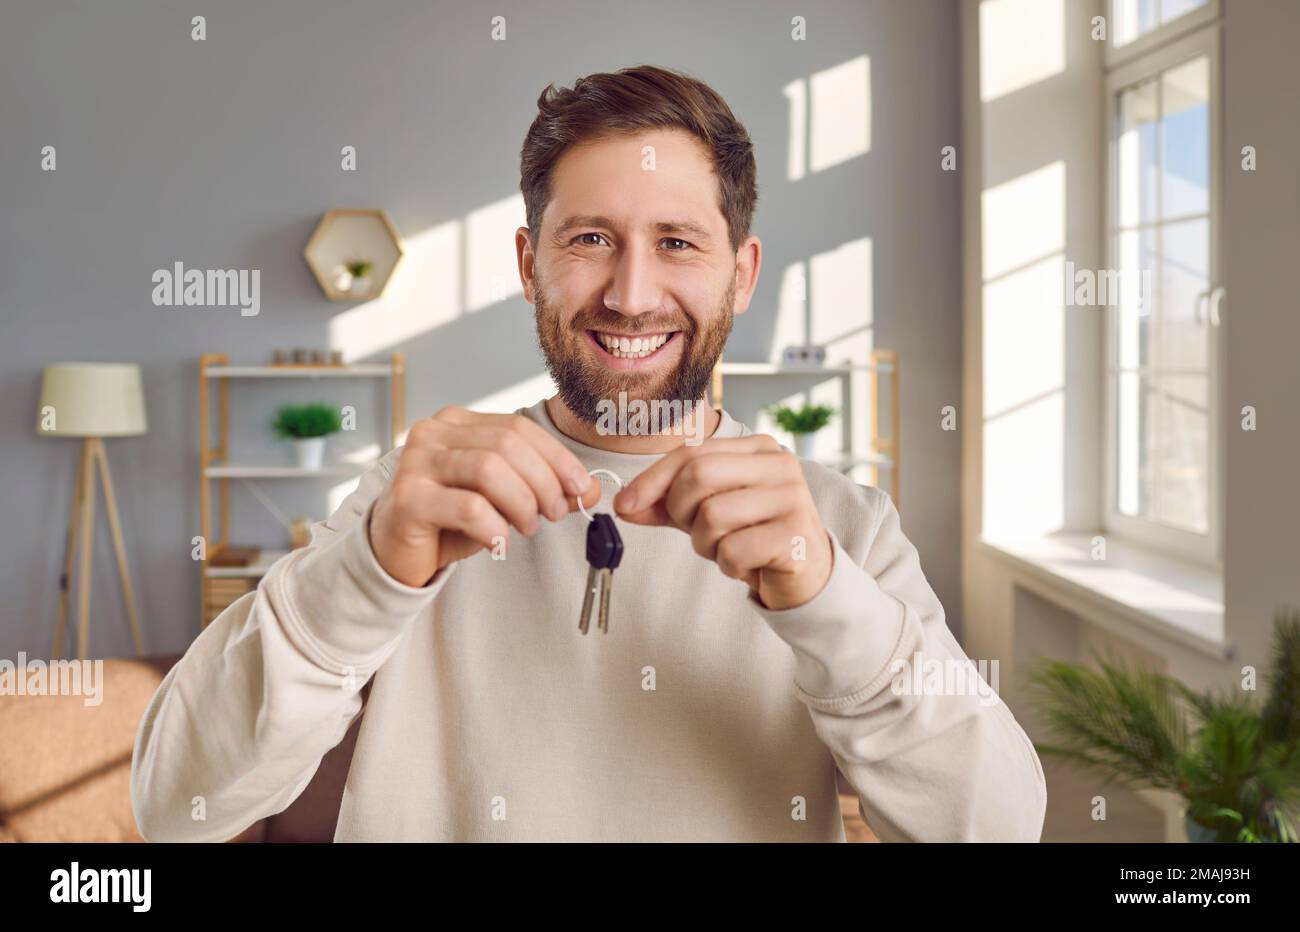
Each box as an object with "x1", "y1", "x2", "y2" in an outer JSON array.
[
  {"x1": 271, "y1": 403, "x2": 343, "y2": 440},
  {"x1": 767, "y1": 403, "x2": 836, "y2": 435},
  {"x1": 346, "y1": 260, "x2": 373, "y2": 278},
  {"x1": 1029, "y1": 608, "x2": 1300, "y2": 843}
]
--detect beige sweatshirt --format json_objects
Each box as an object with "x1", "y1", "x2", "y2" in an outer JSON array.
[{"x1": 132, "y1": 399, "x2": 1046, "y2": 842}]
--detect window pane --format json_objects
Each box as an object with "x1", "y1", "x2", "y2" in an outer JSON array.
[
  {"x1": 1150, "y1": 375, "x2": 1209, "y2": 532},
  {"x1": 1118, "y1": 79, "x2": 1159, "y2": 228},
  {"x1": 1160, "y1": 218, "x2": 1210, "y2": 371},
  {"x1": 1161, "y1": 0, "x2": 1208, "y2": 27},
  {"x1": 1114, "y1": 0, "x2": 1158, "y2": 47},
  {"x1": 1117, "y1": 373, "x2": 1208, "y2": 532},
  {"x1": 1117, "y1": 371, "x2": 1145, "y2": 515},
  {"x1": 1116, "y1": 227, "x2": 1156, "y2": 369},
  {"x1": 1161, "y1": 56, "x2": 1209, "y2": 218},
  {"x1": 1114, "y1": 0, "x2": 1207, "y2": 47}
]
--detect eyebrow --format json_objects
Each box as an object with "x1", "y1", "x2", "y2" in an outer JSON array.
[{"x1": 551, "y1": 214, "x2": 714, "y2": 244}]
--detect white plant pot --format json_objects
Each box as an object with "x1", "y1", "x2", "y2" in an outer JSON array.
[
  {"x1": 794, "y1": 432, "x2": 817, "y2": 458},
  {"x1": 333, "y1": 269, "x2": 354, "y2": 292},
  {"x1": 292, "y1": 437, "x2": 327, "y2": 471}
]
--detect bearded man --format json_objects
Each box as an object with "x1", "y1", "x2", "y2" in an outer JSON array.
[{"x1": 132, "y1": 64, "x2": 1045, "y2": 843}]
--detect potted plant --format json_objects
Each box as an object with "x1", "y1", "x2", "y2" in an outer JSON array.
[
  {"x1": 1029, "y1": 609, "x2": 1300, "y2": 842},
  {"x1": 330, "y1": 260, "x2": 373, "y2": 296},
  {"x1": 271, "y1": 403, "x2": 343, "y2": 470},
  {"x1": 345, "y1": 260, "x2": 373, "y2": 296},
  {"x1": 767, "y1": 403, "x2": 837, "y2": 458}
]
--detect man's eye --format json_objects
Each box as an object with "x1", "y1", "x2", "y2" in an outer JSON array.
[
  {"x1": 661, "y1": 238, "x2": 691, "y2": 251},
  {"x1": 574, "y1": 233, "x2": 607, "y2": 247}
]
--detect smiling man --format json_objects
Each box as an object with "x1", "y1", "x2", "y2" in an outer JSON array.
[{"x1": 132, "y1": 65, "x2": 1046, "y2": 842}]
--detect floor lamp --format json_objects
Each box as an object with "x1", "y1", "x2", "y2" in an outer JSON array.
[{"x1": 38, "y1": 363, "x2": 147, "y2": 660}]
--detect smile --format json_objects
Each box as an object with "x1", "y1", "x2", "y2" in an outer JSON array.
[{"x1": 590, "y1": 330, "x2": 677, "y2": 358}]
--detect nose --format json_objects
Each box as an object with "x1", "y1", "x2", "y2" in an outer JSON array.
[{"x1": 602, "y1": 245, "x2": 662, "y2": 320}]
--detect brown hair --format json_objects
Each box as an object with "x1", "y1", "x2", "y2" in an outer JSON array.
[{"x1": 520, "y1": 64, "x2": 758, "y2": 253}]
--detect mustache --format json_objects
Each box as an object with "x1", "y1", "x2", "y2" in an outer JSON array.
[{"x1": 573, "y1": 314, "x2": 693, "y2": 336}]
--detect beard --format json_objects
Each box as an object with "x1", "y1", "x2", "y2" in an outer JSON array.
[{"x1": 533, "y1": 276, "x2": 734, "y2": 430}]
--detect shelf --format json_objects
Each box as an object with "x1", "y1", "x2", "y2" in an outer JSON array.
[
  {"x1": 814, "y1": 452, "x2": 894, "y2": 470},
  {"x1": 205, "y1": 550, "x2": 289, "y2": 578},
  {"x1": 204, "y1": 463, "x2": 373, "y2": 478},
  {"x1": 718, "y1": 362, "x2": 894, "y2": 375},
  {"x1": 303, "y1": 208, "x2": 404, "y2": 301},
  {"x1": 205, "y1": 364, "x2": 395, "y2": 378}
]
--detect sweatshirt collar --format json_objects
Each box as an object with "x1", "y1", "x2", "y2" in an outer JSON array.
[{"x1": 519, "y1": 396, "x2": 749, "y2": 478}]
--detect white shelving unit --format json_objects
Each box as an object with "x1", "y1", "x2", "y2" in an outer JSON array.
[
  {"x1": 711, "y1": 349, "x2": 900, "y2": 506},
  {"x1": 197, "y1": 353, "x2": 406, "y2": 626}
]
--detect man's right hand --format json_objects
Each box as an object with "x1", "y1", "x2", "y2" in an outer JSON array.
[{"x1": 369, "y1": 405, "x2": 600, "y2": 587}]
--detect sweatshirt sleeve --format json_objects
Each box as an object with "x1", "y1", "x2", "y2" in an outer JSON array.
[
  {"x1": 130, "y1": 452, "x2": 457, "y2": 842},
  {"x1": 748, "y1": 491, "x2": 1047, "y2": 842}
]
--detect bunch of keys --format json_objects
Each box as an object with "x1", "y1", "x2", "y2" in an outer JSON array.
[{"x1": 577, "y1": 469, "x2": 625, "y2": 635}]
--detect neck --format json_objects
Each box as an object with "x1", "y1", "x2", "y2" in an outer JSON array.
[{"x1": 544, "y1": 394, "x2": 722, "y2": 454}]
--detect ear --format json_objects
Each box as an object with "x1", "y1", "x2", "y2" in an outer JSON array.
[
  {"x1": 516, "y1": 226, "x2": 537, "y2": 304},
  {"x1": 730, "y1": 235, "x2": 762, "y2": 316}
]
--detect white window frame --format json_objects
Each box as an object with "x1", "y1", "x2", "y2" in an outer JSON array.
[
  {"x1": 1105, "y1": 0, "x2": 1220, "y2": 68},
  {"x1": 1102, "y1": 22, "x2": 1223, "y2": 568}
]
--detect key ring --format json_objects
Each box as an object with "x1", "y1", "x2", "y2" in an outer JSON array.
[{"x1": 576, "y1": 468, "x2": 625, "y2": 523}]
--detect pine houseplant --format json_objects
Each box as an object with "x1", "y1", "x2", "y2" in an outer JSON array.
[{"x1": 1029, "y1": 609, "x2": 1300, "y2": 842}]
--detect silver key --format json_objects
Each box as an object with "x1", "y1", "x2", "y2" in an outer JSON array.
[
  {"x1": 579, "y1": 514, "x2": 623, "y2": 636},
  {"x1": 579, "y1": 565, "x2": 599, "y2": 635}
]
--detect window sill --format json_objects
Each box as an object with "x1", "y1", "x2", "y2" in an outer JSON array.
[{"x1": 979, "y1": 533, "x2": 1227, "y2": 660}]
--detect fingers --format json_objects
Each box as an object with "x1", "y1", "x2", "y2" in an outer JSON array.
[
  {"x1": 425, "y1": 484, "x2": 512, "y2": 551},
  {"x1": 665, "y1": 454, "x2": 787, "y2": 531},
  {"x1": 405, "y1": 409, "x2": 595, "y2": 537},
  {"x1": 687, "y1": 484, "x2": 799, "y2": 562},
  {"x1": 426, "y1": 445, "x2": 544, "y2": 535},
  {"x1": 713, "y1": 521, "x2": 794, "y2": 587},
  {"x1": 615, "y1": 439, "x2": 796, "y2": 531},
  {"x1": 454, "y1": 424, "x2": 570, "y2": 523},
  {"x1": 434, "y1": 407, "x2": 591, "y2": 498},
  {"x1": 614, "y1": 435, "x2": 783, "y2": 519}
]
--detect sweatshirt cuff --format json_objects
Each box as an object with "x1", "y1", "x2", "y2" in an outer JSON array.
[
  {"x1": 747, "y1": 529, "x2": 907, "y2": 706},
  {"x1": 274, "y1": 502, "x2": 456, "y2": 672}
]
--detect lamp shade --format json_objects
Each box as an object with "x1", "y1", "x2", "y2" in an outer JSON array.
[{"x1": 37, "y1": 364, "x2": 148, "y2": 437}]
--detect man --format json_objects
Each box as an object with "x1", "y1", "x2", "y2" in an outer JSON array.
[{"x1": 132, "y1": 64, "x2": 1046, "y2": 842}]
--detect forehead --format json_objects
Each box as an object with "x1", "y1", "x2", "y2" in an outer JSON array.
[{"x1": 543, "y1": 128, "x2": 726, "y2": 236}]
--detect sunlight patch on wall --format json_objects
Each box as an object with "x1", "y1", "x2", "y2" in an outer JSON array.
[
  {"x1": 770, "y1": 261, "x2": 809, "y2": 362},
  {"x1": 810, "y1": 236, "x2": 872, "y2": 348},
  {"x1": 783, "y1": 79, "x2": 807, "y2": 182},
  {"x1": 810, "y1": 55, "x2": 871, "y2": 173},
  {"x1": 329, "y1": 220, "x2": 462, "y2": 361},
  {"x1": 465, "y1": 193, "x2": 526, "y2": 313},
  {"x1": 785, "y1": 55, "x2": 871, "y2": 181},
  {"x1": 982, "y1": 255, "x2": 1064, "y2": 419},
  {"x1": 472, "y1": 370, "x2": 557, "y2": 416},
  {"x1": 982, "y1": 161, "x2": 1065, "y2": 281},
  {"x1": 979, "y1": 0, "x2": 1065, "y2": 103},
  {"x1": 982, "y1": 165, "x2": 1066, "y2": 539}
]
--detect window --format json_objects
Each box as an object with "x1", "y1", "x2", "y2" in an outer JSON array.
[
  {"x1": 1107, "y1": 0, "x2": 1217, "y2": 64},
  {"x1": 1104, "y1": 13, "x2": 1221, "y2": 564}
]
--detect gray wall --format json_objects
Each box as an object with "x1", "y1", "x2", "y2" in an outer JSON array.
[
  {"x1": 0, "y1": 0, "x2": 962, "y2": 658},
  {"x1": 1222, "y1": 0, "x2": 1300, "y2": 665}
]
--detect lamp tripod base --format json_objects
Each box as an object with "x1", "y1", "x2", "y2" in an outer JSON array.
[{"x1": 52, "y1": 437, "x2": 145, "y2": 661}]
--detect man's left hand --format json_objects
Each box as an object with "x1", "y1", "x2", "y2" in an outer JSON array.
[{"x1": 613, "y1": 435, "x2": 832, "y2": 611}]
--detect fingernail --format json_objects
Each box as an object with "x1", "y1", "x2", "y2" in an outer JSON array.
[
  {"x1": 615, "y1": 489, "x2": 636, "y2": 512},
  {"x1": 569, "y1": 471, "x2": 589, "y2": 495},
  {"x1": 551, "y1": 497, "x2": 568, "y2": 519}
]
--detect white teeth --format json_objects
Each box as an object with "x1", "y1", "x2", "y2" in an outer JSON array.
[{"x1": 595, "y1": 331, "x2": 672, "y2": 358}]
